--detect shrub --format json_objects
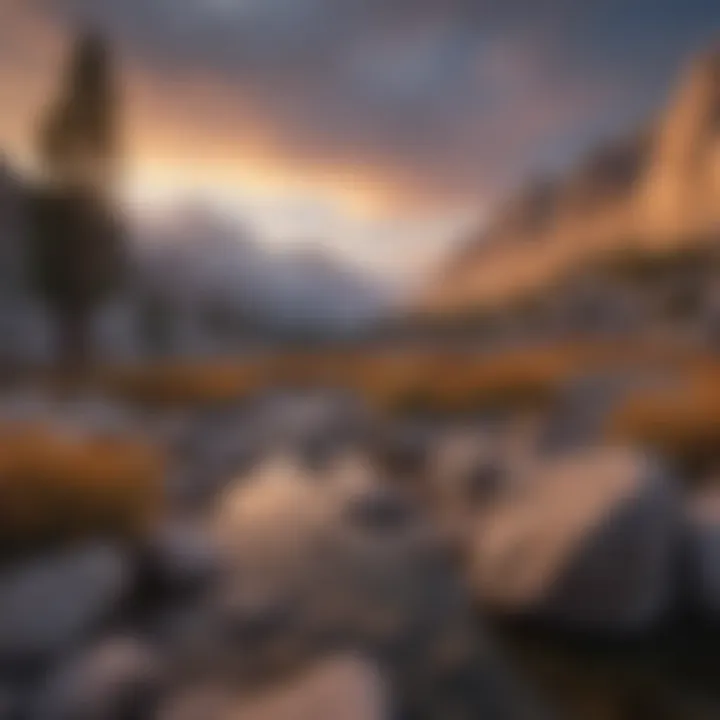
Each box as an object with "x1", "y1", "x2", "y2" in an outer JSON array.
[
  {"x1": 368, "y1": 346, "x2": 591, "y2": 417},
  {"x1": 606, "y1": 375, "x2": 720, "y2": 473},
  {"x1": 99, "y1": 341, "x2": 700, "y2": 416},
  {"x1": 0, "y1": 424, "x2": 164, "y2": 554},
  {"x1": 101, "y1": 360, "x2": 271, "y2": 408}
]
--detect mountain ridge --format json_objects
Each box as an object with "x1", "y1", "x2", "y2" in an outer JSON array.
[{"x1": 419, "y1": 45, "x2": 720, "y2": 315}]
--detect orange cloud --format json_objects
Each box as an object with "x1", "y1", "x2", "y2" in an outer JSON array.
[
  {"x1": 0, "y1": 3, "x2": 461, "y2": 219},
  {"x1": 117, "y1": 64, "x2": 466, "y2": 219},
  {"x1": 3, "y1": 0, "x2": 718, "y2": 228}
]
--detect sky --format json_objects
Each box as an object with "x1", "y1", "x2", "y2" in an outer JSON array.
[{"x1": 1, "y1": 0, "x2": 720, "y2": 283}]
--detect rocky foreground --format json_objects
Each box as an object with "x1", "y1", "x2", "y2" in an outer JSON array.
[{"x1": 0, "y1": 389, "x2": 719, "y2": 719}]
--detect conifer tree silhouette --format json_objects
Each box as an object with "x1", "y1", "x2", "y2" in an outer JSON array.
[{"x1": 31, "y1": 30, "x2": 126, "y2": 369}]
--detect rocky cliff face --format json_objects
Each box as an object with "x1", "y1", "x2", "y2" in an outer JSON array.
[{"x1": 421, "y1": 48, "x2": 720, "y2": 314}]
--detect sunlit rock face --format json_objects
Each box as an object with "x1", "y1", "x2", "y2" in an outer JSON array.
[
  {"x1": 641, "y1": 48, "x2": 720, "y2": 240},
  {"x1": 421, "y1": 48, "x2": 720, "y2": 314},
  {"x1": 210, "y1": 453, "x2": 457, "y2": 653},
  {"x1": 470, "y1": 447, "x2": 679, "y2": 633}
]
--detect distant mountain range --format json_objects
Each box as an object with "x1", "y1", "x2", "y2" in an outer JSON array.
[
  {"x1": 0, "y1": 163, "x2": 387, "y2": 361},
  {"x1": 419, "y1": 47, "x2": 720, "y2": 315},
  {"x1": 133, "y1": 204, "x2": 386, "y2": 337}
]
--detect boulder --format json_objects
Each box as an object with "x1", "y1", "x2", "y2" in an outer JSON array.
[
  {"x1": 155, "y1": 684, "x2": 233, "y2": 720},
  {"x1": 158, "y1": 655, "x2": 389, "y2": 720},
  {"x1": 0, "y1": 545, "x2": 129, "y2": 665},
  {"x1": 211, "y1": 454, "x2": 450, "y2": 642},
  {"x1": 207, "y1": 454, "x2": 461, "y2": 667},
  {"x1": 60, "y1": 396, "x2": 139, "y2": 439},
  {"x1": 170, "y1": 411, "x2": 259, "y2": 507},
  {"x1": 422, "y1": 426, "x2": 543, "y2": 560},
  {"x1": 199, "y1": 456, "x2": 340, "y2": 675},
  {"x1": 258, "y1": 393, "x2": 369, "y2": 450},
  {"x1": 181, "y1": 452, "x2": 540, "y2": 719},
  {"x1": 343, "y1": 486, "x2": 416, "y2": 532},
  {"x1": 140, "y1": 521, "x2": 220, "y2": 593},
  {"x1": 684, "y1": 490, "x2": 720, "y2": 618},
  {"x1": 470, "y1": 447, "x2": 678, "y2": 632},
  {"x1": 213, "y1": 455, "x2": 333, "y2": 580},
  {"x1": 426, "y1": 431, "x2": 507, "y2": 540},
  {"x1": 130, "y1": 522, "x2": 222, "y2": 636},
  {"x1": 368, "y1": 421, "x2": 435, "y2": 482},
  {"x1": 32, "y1": 636, "x2": 166, "y2": 720}
]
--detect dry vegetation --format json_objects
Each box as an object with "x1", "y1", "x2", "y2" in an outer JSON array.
[
  {"x1": 102, "y1": 347, "x2": 581, "y2": 414},
  {"x1": 3, "y1": 340, "x2": 720, "y2": 555},
  {"x1": 99, "y1": 341, "x2": 692, "y2": 415},
  {"x1": 99, "y1": 342, "x2": 720, "y2": 467},
  {"x1": 100, "y1": 359, "x2": 275, "y2": 407},
  {"x1": 358, "y1": 347, "x2": 587, "y2": 415},
  {"x1": 0, "y1": 424, "x2": 164, "y2": 554},
  {"x1": 606, "y1": 367, "x2": 720, "y2": 473}
]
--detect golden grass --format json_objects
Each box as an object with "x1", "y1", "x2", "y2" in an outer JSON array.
[
  {"x1": 93, "y1": 341, "x2": 706, "y2": 416},
  {"x1": 100, "y1": 359, "x2": 274, "y2": 407},
  {"x1": 361, "y1": 348, "x2": 571, "y2": 415},
  {"x1": 355, "y1": 342, "x2": 692, "y2": 416},
  {"x1": 6, "y1": 342, "x2": 720, "y2": 559},
  {"x1": 0, "y1": 424, "x2": 165, "y2": 553},
  {"x1": 606, "y1": 368, "x2": 720, "y2": 471}
]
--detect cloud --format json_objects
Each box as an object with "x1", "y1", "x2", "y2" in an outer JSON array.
[{"x1": 5, "y1": 0, "x2": 720, "y2": 216}]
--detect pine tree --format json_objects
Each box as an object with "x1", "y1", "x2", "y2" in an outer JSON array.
[{"x1": 30, "y1": 30, "x2": 126, "y2": 370}]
